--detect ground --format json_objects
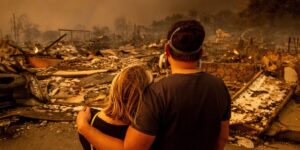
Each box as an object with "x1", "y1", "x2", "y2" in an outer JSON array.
[
  {"x1": 0, "y1": 121, "x2": 300, "y2": 150},
  {"x1": 0, "y1": 122, "x2": 81, "y2": 150}
]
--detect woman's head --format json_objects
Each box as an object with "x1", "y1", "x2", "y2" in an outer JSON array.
[{"x1": 104, "y1": 65, "x2": 152, "y2": 124}]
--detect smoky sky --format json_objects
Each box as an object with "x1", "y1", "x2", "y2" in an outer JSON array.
[{"x1": 0, "y1": 0, "x2": 249, "y2": 33}]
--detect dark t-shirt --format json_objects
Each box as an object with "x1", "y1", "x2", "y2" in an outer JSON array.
[
  {"x1": 79, "y1": 109, "x2": 128, "y2": 150},
  {"x1": 132, "y1": 72, "x2": 231, "y2": 150}
]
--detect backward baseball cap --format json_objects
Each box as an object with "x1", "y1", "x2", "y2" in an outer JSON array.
[{"x1": 167, "y1": 20, "x2": 205, "y2": 55}]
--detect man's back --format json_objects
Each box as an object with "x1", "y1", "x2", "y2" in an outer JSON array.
[{"x1": 133, "y1": 72, "x2": 231, "y2": 150}]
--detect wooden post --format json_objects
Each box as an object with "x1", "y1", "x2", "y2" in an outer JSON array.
[
  {"x1": 70, "y1": 31, "x2": 73, "y2": 44},
  {"x1": 13, "y1": 13, "x2": 17, "y2": 43},
  {"x1": 43, "y1": 33, "x2": 67, "y2": 54},
  {"x1": 296, "y1": 37, "x2": 299, "y2": 54},
  {"x1": 0, "y1": 30, "x2": 3, "y2": 39},
  {"x1": 288, "y1": 37, "x2": 291, "y2": 53},
  {"x1": 293, "y1": 37, "x2": 296, "y2": 54}
]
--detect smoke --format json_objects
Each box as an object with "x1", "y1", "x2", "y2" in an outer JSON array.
[{"x1": 0, "y1": 0, "x2": 247, "y2": 33}]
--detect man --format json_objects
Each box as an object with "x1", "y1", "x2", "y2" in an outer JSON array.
[{"x1": 77, "y1": 20, "x2": 231, "y2": 150}]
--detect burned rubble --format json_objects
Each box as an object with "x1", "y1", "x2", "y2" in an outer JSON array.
[
  {"x1": 229, "y1": 73, "x2": 295, "y2": 148},
  {"x1": 0, "y1": 27, "x2": 300, "y2": 149},
  {"x1": 0, "y1": 0, "x2": 299, "y2": 149},
  {"x1": 0, "y1": 34, "x2": 166, "y2": 141}
]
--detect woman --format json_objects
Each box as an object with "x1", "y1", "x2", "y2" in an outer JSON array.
[{"x1": 78, "y1": 65, "x2": 152, "y2": 150}]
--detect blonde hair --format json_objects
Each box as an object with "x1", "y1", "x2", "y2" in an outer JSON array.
[{"x1": 104, "y1": 65, "x2": 152, "y2": 124}]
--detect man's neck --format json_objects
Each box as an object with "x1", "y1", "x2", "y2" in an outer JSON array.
[
  {"x1": 171, "y1": 67, "x2": 201, "y2": 74},
  {"x1": 169, "y1": 58, "x2": 200, "y2": 74}
]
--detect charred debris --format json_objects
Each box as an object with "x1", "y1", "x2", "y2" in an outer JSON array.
[{"x1": 1, "y1": 4, "x2": 300, "y2": 147}]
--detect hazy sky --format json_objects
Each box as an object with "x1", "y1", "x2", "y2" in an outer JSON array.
[{"x1": 0, "y1": 0, "x2": 249, "y2": 33}]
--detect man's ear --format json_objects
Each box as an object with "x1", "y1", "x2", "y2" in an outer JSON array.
[
  {"x1": 165, "y1": 44, "x2": 171, "y2": 57},
  {"x1": 164, "y1": 43, "x2": 171, "y2": 68}
]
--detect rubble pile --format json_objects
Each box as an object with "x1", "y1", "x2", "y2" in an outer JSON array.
[
  {"x1": 49, "y1": 45, "x2": 81, "y2": 59},
  {"x1": 0, "y1": 43, "x2": 166, "y2": 140},
  {"x1": 29, "y1": 47, "x2": 163, "y2": 106},
  {"x1": 0, "y1": 32, "x2": 299, "y2": 149},
  {"x1": 229, "y1": 73, "x2": 295, "y2": 146},
  {"x1": 201, "y1": 62, "x2": 260, "y2": 95},
  {"x1": 39, "y1": 75, "x2": 110, "y2": 105},
  {"x1": 0, "y1": 46, "x2": 26, "y2": 73},
  {"x1": 56, "y1": 57, "x2": 118, "y2": 70},
  {"x1": 0, "y1": 116, "x2": 21, "y2": 139},
  {"x1": 31, "y1": 105, "x2": 86, "y2": 114}
]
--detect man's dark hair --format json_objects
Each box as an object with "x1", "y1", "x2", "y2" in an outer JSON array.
[{"x1": 167, "y1": 20, "x2": 205, "y2": 61}]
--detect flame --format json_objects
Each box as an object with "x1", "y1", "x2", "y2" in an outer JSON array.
[
  {"x1": 233, "y1": 49, "x2": 239, "y2": 55},
  {"x1": 34, "y1": 47, "x2": 39, "y2": 54}
]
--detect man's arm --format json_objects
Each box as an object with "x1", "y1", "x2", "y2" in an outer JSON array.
[
  {"x1": 78, "y1": 122, "x2": 124, "y2": 150},
  {"x1": 77, "y1": 108, "x2": 155, "y2": 150},
  {"x1": 78, "y1": 124, "x2": 155, "y2": 150},
  {"x1": 216, "y1": 79, "x2": 231, "y2": 150},
  {"x1": 215, "y1": 120, "x2": 229, "y2": 150},
  {"x1": 124, "y1": 126, "x2": 155, "y2": 150}
]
